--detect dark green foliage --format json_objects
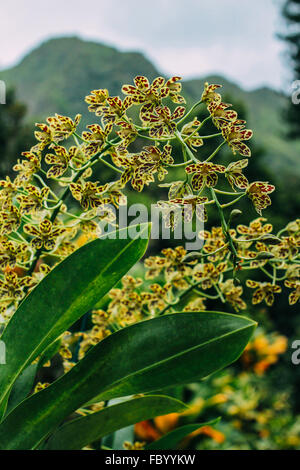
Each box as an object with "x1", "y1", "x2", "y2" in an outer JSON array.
[
  {"x1": 281, "y1": 0, "x2": 300, "y2": 137},
  {"x1": 0, "y1": 89, "x2": 34, "y2": 177}
]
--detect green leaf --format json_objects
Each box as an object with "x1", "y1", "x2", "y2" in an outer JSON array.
[
  {"x1": 38, "y1": 339, "x2": 62, "y2": 368},
  {"x1": 0, "y1": 311, "x2": 256, "y2": 450},
  {"x1": 102, "y1": 398, "x2": 135, "y2": 451},
  {"x1": 0, "y1": 223, "x2": 150, "y2": 410},
  {"x1": 146, "y1": 419, "x2": 221, "y2": 450},
  {"x1": 45, "y1": 395, "x2": 187, "y2": 450},
  {"x1": 5, "y1": 365, "x2": 38, "y2": 417}
]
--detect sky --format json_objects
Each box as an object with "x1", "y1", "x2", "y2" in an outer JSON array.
[{"x1": 0, "y1": 0, "x2": 290, "y2": 91}]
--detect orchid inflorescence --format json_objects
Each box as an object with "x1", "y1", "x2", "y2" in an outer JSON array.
[{"x1": 0, "y1": 75, "x2": 298, "y2": 372}]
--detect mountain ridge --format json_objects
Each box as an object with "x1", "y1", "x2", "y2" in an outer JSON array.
[{"x1": 0, "y1": 36, "x2": 299, "y2": 178}]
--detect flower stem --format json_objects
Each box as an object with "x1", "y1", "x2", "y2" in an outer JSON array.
[
  {"x1": 205, "y1": 141, "x2": 226, "y2": 162},
  {"x1": 177, "y1": 99, "x2": 204, "y2": 126}
]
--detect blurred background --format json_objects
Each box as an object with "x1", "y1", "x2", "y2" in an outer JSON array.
[{"x1": 0, "y1": 0, "x2": 299, "y2": 450}]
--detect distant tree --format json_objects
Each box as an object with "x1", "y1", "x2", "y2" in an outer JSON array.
[
  {"x1": 0, "y1": 88, "x2": 34, "y2": 177},
  {"x1": 281, "y1": 0, "x2": 300, "y2": 138}
]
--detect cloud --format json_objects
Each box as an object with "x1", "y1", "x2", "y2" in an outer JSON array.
[{"x1": 0, "y1": 0, "x2": 287, "y2": 90}]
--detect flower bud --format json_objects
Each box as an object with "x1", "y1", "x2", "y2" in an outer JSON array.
[
  {"x1": 183, "y1": 252, "x2": 201, "y2": 263},
  {"x1": 259, "y1": 234, "x2": 282, "y2": 245},
  {"x1": 228, "y1": 209, "x2": 242, "y2": 227},
  {"x1": 255, "y1": 251, "x2": 275, "y2": 260}
]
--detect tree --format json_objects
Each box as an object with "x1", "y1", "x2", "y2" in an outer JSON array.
[
  {"x1": 0, "y1": 88, "x2": 34, "y2": 177},
  {"x1": 281, "y1": 0, "x2": 300, "y2": 138}
]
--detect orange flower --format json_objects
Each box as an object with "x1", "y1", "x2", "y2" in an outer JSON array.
[{"x1": 192, "y1": 426, "x2": 225, "y2": 444}]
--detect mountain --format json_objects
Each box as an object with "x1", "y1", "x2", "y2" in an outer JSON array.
[
  {"x1": 0, "y1": 37, "x2": 160, "y2": 119},
  {"x1": 1, "y1": 36, "x2": 299, "y2": 179}
]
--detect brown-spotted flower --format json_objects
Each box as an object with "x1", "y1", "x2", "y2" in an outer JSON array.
[
  {"x1": 122, "y1": 76, "x2": 184, "y2": 117},
  {"x1": 144, "y1": 246, "x2": 191, "y2": 285},
  {"x1": 237, "y1": 217, "x2": 273, "y2": 240},
  {"x1": 156, "y1": 200, "x2": 182, "y2": 231},
  {"x1": 103, "y1": 181, "x2": 127, "y2": 208},
  {"x1": 30, "y1": 264, "x2": 52, "y2": 290},
  {"x1": 137, "y1": 144, "x2": 174, "y2": 182},
  {"x1": 186, "y1": 162, "x2": 226, "y2": 191},
  {"x1": 122, "y1": 75, "x2": 166, "y2": 108},
  {"x1": 247, "y1": 241, "x2": 271, "y2": 268},
  {"x1": 141, "y1": 283, "x2": 172, "y2": 313},
  {"x1": 85, "y1": 89, "x2": 109, "y2": 115},
  {"x1": 236, "y1": 241, "x2": 257, "y2": 261},
  {"x1": 198, "y1": 226, "x2": 235, "y2": 261},
  {"x1": 246, "y1": 182, "x2": 275, "y2": 215},
  {"x1": 0, "y1": 270, "x2": 32, "y2": 302},
  {"x1": 222, "y1": 122, "x2": 253, "y2": 157},
  {"x1": 225, "y1": 159, "x2": 249, "y2": 190},
  {"x1": 246, "y1": 280, "x2": 282, "y2": 306},
  {"x1": 208, "y1": 101, "x2": 238, "y2": 129},
  {"x1": 181, "y1": 118, "x2": 204, "y2": 151},
  {"x1": 158, "y1": 247, "x2": 192, "y2": 289},
  {"x1": 13, "y1": 151, "x2": 41, "y2": 185},
  {"x1": 183, "y1": 297, "x2": 206, "y2": 312},
  {"x1": 286, "y1": 219, "x2": 300, "y2": 239},
  {"x1": 70, "y1": 181, "x2": 109, "y2": 211},
  {"x1": 47, "y1": 114, "x2": 81, "y2": 142},
  {"x1": 24, "y1": 219, "x2": 66, "y2": 250},
  {"x1": 34, "y1": 122, "x2": 53, "y2": 150},
  {"x1": 201, "y1": 83, "x2": 222, "y2": 104},
  {"x1": 17, "y1": 184, "x2": 49, "y2": 215},
  {"x1": 0, "y1": 205, "x2": 21, "y2": 235},
  {"x1": 100, "y1": 96, "x2": 132, "y2": 124},
  {"x1": 68, "y1": 145, "x2": 90, "y2": 169},
  {"x1": 144, "y1": 254, "x2": 172, "y2": 279},
  {"x1": 164, "y1": 76, "x2": 185, "y2": 104},
  {"x1": 45, "y1": 145, "x2": 77, "y2": 178},
  {"x1": 161, "y1": 180, "x2": 193, "y2": 200},
  {"x1": 273, "y1": 236, "x2": 299, "y2": 260},
  {"x1": 284, "y1": 279, "x2": 300, "y2": 305},
  {"x1": 162, "y1": 247, "x2": 191, "y2": 280},
  {"x1": 143, "y1": 105, "x2": 185, "y2": 138},
  {"x1": 0, "y1": 177, "x2": 19, "y2": 209},
  {"x1": 220, "y1": 279, "x2": 246, "y2": 312},
  {"x1": 166, "y1": 195, "x2": 209, "y2": 222},
  {"x1": 108, "y1": 276, "x2": 144, "y2": 326},
  {"x1": 193, "y1": 262, "x2": 227, "y2": 290},
  {"x1": 82, "y1": 122, "x2": 112, "y2": 157},
  {"x1": 0, "y1": 239, "x2": 27, "y2": 269},
  {"x1": 112, "y1": 150, "x2": 154, "y2": 192},
  {"x1": 54, "y1": 241, "x2": 77, "y2": 258},
  {"x1": 116, "y1": 120, "x2": 138, "y2": 148}
]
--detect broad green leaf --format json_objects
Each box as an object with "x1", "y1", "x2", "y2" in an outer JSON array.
[
  {"x1": 0, "y1": 223, "x2": 150, "y2": 410},
  {"x1": 146, "y1": 419, "x2": 221, "y2": 450},
  {"x1": 102, "y1": 398, "x2": 135, "y2": 451},
  {"x1": 2, "y1": 341, "x2": 60, "y2": 421},
  {"x1": 0, "y1": 312, "x2": 256, "y2": 450},
  {"x1": 38, "y1": 339, "x2": 62, "y2": 368},
  {"x1": 45, "y1": 395, "x2": 187, "y2": 450},
  {"x1": 5, "y1": 365, "x2": 38, "y2": 417}
]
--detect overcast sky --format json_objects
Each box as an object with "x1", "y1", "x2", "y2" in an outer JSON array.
[{"x1": 0, "y1": 0, "x2": 290, "y2": 90}]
